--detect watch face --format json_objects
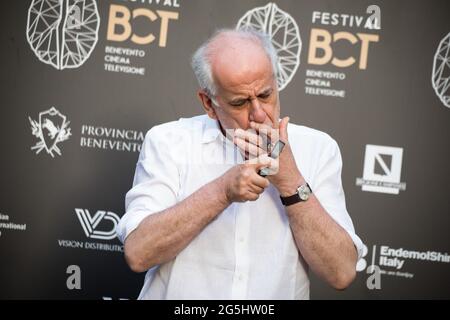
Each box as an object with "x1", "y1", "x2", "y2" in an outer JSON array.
[{"x1": 298, "y1": 184, "x2": 310, "y2": 201}]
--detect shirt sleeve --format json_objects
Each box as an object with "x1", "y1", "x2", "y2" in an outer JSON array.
[
  {"x1": 116, "y1": 126, "x2": 180, "y2": 244},
  {"x1": 312, "y1": 138, "x2": 364, "y2": 260}
]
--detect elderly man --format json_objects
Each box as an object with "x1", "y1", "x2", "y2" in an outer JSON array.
[{"x1": 117, "y1": 29, "x2": 363, "y2": 299}]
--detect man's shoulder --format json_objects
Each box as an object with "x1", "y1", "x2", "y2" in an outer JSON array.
[
  {"x1": 288, "y1": 122, "x2": 338, "y2": 148},
  {"x1": 144, "y1": 115, "x2": 208, "y2": 141},
  {"x1": 287, "y1": 123, "x2": 341, "y2": 168}
]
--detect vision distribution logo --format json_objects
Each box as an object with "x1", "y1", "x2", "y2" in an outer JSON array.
[
  {"x1": 76, "y1": 209, "x2": 120, "y2": 240},
  {"x1": 58, "y1": 208, "x2": 123, "y2": 252}
]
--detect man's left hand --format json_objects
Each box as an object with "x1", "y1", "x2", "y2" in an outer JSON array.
[{"x1": 233, "y1": 117, "x2": 304, "y2": 197}]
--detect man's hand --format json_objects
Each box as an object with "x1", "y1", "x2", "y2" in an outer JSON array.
[
  {"x1": 234, "y1": 117, "x2": 304, "y2": 197},
  {"x1": 219, "y1": 157, "x2": 271, "y2": 203}
]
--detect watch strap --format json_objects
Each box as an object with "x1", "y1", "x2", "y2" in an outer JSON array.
[{"x1": 280, "y1": 183, "x2": 312, "y2": 206}]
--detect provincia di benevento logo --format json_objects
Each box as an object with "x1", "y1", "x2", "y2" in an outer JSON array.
[
  {"x1": 29, "y1": 107, "x2": 145, "y2": 157},
  {"x1": 29, "y1": 107, "x2": 72, "y2": 157}
]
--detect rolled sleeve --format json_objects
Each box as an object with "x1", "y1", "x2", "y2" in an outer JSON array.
[
  {"x1": 117, "y1": 126, "x2": 180, "y2": 244},
  {"x1": 312, "y1": 138, "x2": 364, "y2": 260}
]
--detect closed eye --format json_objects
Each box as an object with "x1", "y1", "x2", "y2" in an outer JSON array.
[
  {"x1": 229, "y1": 99, "x2": 248, "y2": 107},
  {"x1": 258, "y1": 89, "x2": 273, "y2": 99}
]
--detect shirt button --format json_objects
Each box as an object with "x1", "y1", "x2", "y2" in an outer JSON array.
[
  {"x1": 238, "y1": 274, "x2": 244, "y2": 281},
  {"x1": 239, "y1": 237, "x2": 244, "y2": 243}
]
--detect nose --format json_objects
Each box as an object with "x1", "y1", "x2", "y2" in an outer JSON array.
[{"x1": 249, "y1": 98, "x2": 267, "y2": 123}]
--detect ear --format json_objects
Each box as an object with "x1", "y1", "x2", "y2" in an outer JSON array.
[
  {"x1": 279, "y1": 116, "x2": 290, "y2": 142},
  {"x1": 198, "y1": 90, "x2": 218, "y2": 120}
]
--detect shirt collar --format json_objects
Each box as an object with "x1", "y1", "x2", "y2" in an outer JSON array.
[{"x1": 201, "y1": 115, "x2": 224, "y2": 144}]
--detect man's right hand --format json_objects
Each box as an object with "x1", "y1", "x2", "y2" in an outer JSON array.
[{"x1": 219, "y1": 156, "x2": 271, "y2": 203}]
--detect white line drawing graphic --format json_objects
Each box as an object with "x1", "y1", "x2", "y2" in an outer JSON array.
[
  {"x1": 26, "y1": 0, "x2": 100, "y2": 70},
  {"x1": 75, "y1": 209, "x2": 121, "y2": 240},
  {"x1": 237, "y1": 3, "x2": 302, "y2": 91},
  {"x1": 432, "y1": 32, "x2": 450, "y2": 108},
  {"x1": 29, "y1": 107, "x2": 72, "y2": 157}
]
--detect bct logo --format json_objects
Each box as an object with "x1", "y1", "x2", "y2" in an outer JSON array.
[
  {"x1": 29, "y1": 107, "x2": 72, "y2": 157},
  {"x1": 356, "y1": 145, "x2": 406, "y2": 194},
  {"x1": 75, "y1": 209, "x2": 120, "y2": 240}
]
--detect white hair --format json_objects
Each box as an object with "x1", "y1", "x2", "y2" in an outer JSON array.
[{"x1": 191, "y1": 28, "x2": 279, "y2": 98}]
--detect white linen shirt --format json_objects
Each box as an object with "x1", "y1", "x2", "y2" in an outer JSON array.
[{"x1": 117, "y1": 114, "x2": 363, "y2": 300}]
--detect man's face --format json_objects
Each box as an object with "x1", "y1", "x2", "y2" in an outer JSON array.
[{"x1": 206, "y1": 40, "x2": 280, "y2": 133}]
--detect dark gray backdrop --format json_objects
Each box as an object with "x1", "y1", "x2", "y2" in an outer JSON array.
[{"x1": 1, "y1": 0, "x2": 449, "y2": 299}]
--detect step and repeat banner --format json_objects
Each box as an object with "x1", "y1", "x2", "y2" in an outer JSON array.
[{"x1": 0, "y1": 0, "x2": 449, "y2": 299}]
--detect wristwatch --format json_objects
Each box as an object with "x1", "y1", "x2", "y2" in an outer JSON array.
[{"x1": 280, "y1": 183, "x2": 313, "y2": 206}]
